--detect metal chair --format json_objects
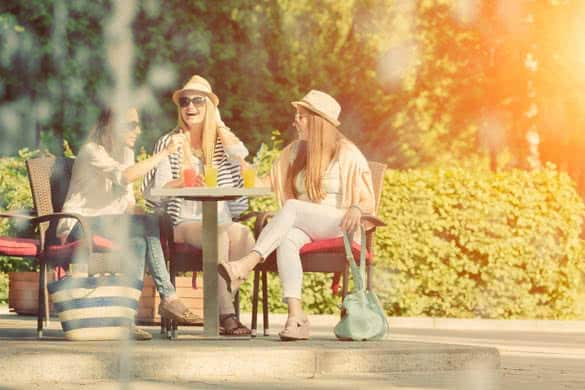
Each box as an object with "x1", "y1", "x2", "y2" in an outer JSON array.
[{"x1": 250, "y1": 161, "x2": 387, "y2": 336}]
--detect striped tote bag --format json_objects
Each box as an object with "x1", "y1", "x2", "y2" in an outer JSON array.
[{"x1": 48, "y1": 275, "x2": 143, "y2": 341}]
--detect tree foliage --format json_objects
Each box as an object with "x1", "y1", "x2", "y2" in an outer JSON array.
[{"x1": 0, "y1": 0, "x2": 495, "y2": 168}]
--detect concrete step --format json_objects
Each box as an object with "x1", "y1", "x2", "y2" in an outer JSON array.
[{"x1": 0, "y1": 312, "x2": 500, "y2": 386}]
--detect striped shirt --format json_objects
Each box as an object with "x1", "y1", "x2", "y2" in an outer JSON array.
[{"x1": 141, "y1": 127, "x2": 249, "y2": 226}]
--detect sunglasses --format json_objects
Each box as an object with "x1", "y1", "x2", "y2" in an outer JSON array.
[
  {"x1": 126, "y1": 121, "x2": 140, "y2": 132},
  {"x1": 178, "y1": 96, "x2": 206, "y2": 108},
  {"x1": 295, "y1": 112, "x2": 311, "y2": 121}
]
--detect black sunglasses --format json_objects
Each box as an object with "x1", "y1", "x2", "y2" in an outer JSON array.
[
  {"x1": 178, "y1": 96, "x2": 206, "y2": 108},
  {"x1": 126, "y1": 121, "x2": 140, "y2": 131}
]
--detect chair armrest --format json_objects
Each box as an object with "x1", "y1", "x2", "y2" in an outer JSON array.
[
  {"x1": 234, "y1": 211, "x2": 263, "y2": 223},
  {"x1": 360, "y1": 214, "x2": 386, "y2": 227},
  {"x1": 0, "y1": 209, "x2": 36, "y2": 221},
  {"x1": 253, "y1": 211, "x2": 276, "y2": 239},
  {"x1": 32, "y1": 212, "x2": 94, "y2": 255}
]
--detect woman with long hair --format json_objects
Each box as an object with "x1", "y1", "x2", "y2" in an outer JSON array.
[
  {"x1": 218, "y1": 90, "x2": 376, "y2": 341},
  {"x1": 56, "y1": 107, "x2": 203, "y2": 340},
  {"x1": 142, "y1": 75, "x2": 255, "y2": 336}
]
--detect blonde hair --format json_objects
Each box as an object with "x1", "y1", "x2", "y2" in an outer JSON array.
[
  {"x1": 286, "y1": 111, "x2": 343, "y2": 201},
  {"x1": 177, "y1": 98, "x2": 218, "y2": 166}
]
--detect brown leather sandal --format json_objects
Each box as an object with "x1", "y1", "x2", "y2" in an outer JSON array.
[{"x1": 219, "y1": 314, "x2": 251, "y2": 336}]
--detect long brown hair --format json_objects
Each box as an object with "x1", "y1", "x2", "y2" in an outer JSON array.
[
  {"x1": 285, "y1": 112, "x2": 343, "y2": 201},
  {"x1": 177, "y1": 98, "x2": 217, "y2": 166},
  {"x1": 88, "y1": 108, "x2": 117, "y2": 155}
]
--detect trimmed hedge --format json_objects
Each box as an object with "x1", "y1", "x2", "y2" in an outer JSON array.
[
  {"x1": 376, "y1": 163, "x2": 585, "y2": 319},
  {"x1": 0, "y1": 148, "x2": 38, "y2": 276}
]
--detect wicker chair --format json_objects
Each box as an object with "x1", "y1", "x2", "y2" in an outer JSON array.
[
  {"x1": 250, "y1": 161, "x2": 387, "y2": 336},
  {"x1": 25, "y1": 155, "x2": 115, "y2": 337}
]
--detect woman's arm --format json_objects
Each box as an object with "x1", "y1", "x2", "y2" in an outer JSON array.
[
  {"x1": 217, "y1": 126, "x2": 249, "y2": 162},
  {"x1": 121, "y1": 134, "x2": 183, "y2": 184}
]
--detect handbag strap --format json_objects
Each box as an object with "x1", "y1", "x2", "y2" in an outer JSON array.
[{"x1": 342, "y1": 225, "x2": 367, "y2": 292}]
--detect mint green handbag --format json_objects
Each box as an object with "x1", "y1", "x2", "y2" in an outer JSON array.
[{"x1": 334, "y1": 226, "x2": 389, "y2": 341}]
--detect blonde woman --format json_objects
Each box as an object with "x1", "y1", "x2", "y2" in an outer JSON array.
[
  {"x1": 55, "y1": 107, "x2": 203, "y2": 340},
  {"x1": 219, "y1": 90, "x2": 376, "y2": 341},
  {"x1": 142, "y1": 75, "x2": 255, "y2": 336}
]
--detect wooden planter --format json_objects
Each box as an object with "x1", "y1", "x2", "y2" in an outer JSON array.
[
  {"x1": 136, "y1": 275, "x2": 203, "y2": 325},
  {"x1": 8, "y1": 271, "x2": 54, "y2": 315},
  {"x1": 8, "y1": 272, "x2": 203, "y2": 324}
]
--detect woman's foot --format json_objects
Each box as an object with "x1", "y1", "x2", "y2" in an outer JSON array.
[
  {"x1": 132, "y1": 326, "x2": 152, "y2": 341},
  {"x1": 218, "y1": 252, "x2": 262, "y2": 293},
  {"x1": 278, "y1": 316, "x2": 310, "y2": 341},
  {"x1": 219, "y1": 314, "x2": 252, "y2": 336},
  {"x1": 159, "y1": 299, "x2": 204, "y2": 325}
]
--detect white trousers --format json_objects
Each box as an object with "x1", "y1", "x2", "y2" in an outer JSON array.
[{"x1": 253, "y1": 199, "x2": 346, "y2": 299}]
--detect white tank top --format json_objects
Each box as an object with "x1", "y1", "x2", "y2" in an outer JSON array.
[{"x1": 294, "y1": 160, "x2": 342, "y2": 207}]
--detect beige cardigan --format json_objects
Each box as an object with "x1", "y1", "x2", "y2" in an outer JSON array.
[{"x1": 270, "y1": 138, "x2": 375, "y2": 214}]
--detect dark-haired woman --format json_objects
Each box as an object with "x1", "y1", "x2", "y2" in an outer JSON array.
[{"x1": 56, "y1": 107, "x2": 202, "y2": 340}]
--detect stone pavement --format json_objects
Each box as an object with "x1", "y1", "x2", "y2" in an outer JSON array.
[{"x1": 1, "y1": 306, "x2": 585, "y2": 389}]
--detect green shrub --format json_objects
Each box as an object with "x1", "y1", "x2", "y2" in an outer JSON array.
[
  {"x1": 0, "y1": 148, "x2": 40, "y2": 273},
  {"x1": 376, "y1": 163, "x2": 585, "y2": 319},
  {"x1": 0, "y1": 272, "x2": 7, "y2": 304}
]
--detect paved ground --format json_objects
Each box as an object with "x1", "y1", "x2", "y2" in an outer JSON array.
[{"x1": 1, "y1": 306, "x2": 584, "y2": 389}]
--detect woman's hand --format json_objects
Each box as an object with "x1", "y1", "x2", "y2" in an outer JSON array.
[
  {"x1": 166, "y1": 134, "x2": 185, "y2": 155},
  {"x1": 340, "y1": 206, "x2": 362, "y2": 233}
]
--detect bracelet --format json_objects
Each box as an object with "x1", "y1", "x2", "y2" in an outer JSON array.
[{"x1": 349, "y1": 204, "x2": 362, "y2": 213}]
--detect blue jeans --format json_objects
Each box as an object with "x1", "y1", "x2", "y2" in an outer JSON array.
[{"x1": 67, "y1": 214, "x2": 176, "y2": 299}]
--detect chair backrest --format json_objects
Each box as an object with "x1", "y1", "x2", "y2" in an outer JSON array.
[
  {"x1": 26, "y1": 155, "x2": 75, "y2": 239},
  {"x1": 368, "y1": 161, "x2": 386, "y2": 215}
]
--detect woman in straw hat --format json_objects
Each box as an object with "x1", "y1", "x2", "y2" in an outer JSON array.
[
  {"x1": 142, "y1": 75, "x2": 254, "y2": 336},
  {"x1": 54, "y1": 106, "x2": 203, "y2": 340},
  {"x1": 218, "y1": 90, "x2": 376, "y2": 341}
]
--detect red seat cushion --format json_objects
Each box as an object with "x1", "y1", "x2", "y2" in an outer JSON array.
[
  {"x1": 173, "y1": 242, "x2": 202, "y2": 257},
  {"x1": 300, "y1": 237, "x2": 372, "y2": 263},
  {"x1": 300, "y1": 237, "x2": 373, "y2": 296},
  {"x1": 0, "y1": 237, "x2": 40, "y2": 257},
  {"x1": 45, "y1": 235, "x2": 116, "y2": 262}
]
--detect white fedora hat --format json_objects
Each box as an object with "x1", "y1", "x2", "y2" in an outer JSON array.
[
  {"x1": 291, "y1": 89, "x2": 341, "y2": 127},
  {"x1": 172, "y1": 75, "x2": 219, "y2": 106}
]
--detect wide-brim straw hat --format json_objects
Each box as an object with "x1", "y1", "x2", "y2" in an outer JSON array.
[
  {"x1": 172, "y1": 75, "x2": 219, "y2": 106},
  {"x1": 291, "y1": 89, "x2": 341, "y2": 127}
]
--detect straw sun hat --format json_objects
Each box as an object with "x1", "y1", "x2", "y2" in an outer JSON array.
[
  {"x1": 172, "y1": 75, "x2": 219, "y2": 106},
  {"x1": 291, "y1": 89, "x2": 341, "y2": 127}
]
